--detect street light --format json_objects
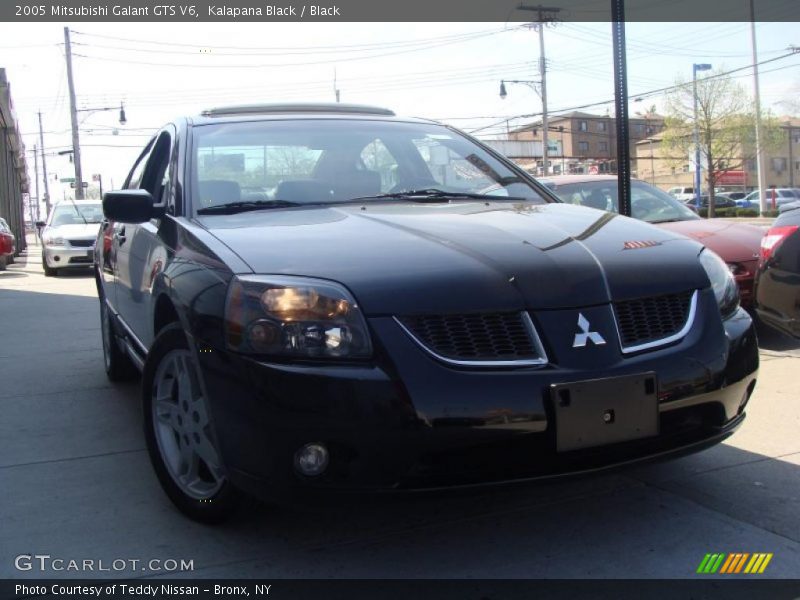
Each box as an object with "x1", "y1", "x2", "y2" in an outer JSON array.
[
  {"x1": 72, "y1": 102, "x2": 127, "y2": 199},
  {"x1": 693, "y1": 63, "x2": 712, "y2": 212},
  {"x1": 499, "y1": 79, "x2": 548, "y2": 174}
]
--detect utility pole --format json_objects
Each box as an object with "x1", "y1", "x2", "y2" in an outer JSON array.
[
  {"x1": 64, "y1": 26, "x2": 84, "y2": 200},
  {"x1": 517, "y1": 5, "x2": 560, "y2": 177},
  {"x1": 37, "y1": 112, "x2": 51, "y2": 215},
  {"x1": 32, "y1": 144, "x2": 40, "y2": 236},
  {"x1": 788, "y1": 123, "x2": 795, "y2": 188},
  {"x1": 749, "y1": 1, "x2": 767, "y2": 215},
  {"x1": 611, "y1": 0, "x2": 631, "y2": 217}
]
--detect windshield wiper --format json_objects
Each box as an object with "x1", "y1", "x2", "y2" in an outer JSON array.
[
  {"x1": 68, "y1": 198, "x2": 89, "y2": 225},
  {"x1": 197, "y1": 200, "x2": 302, "y2": 215},
  {"x1": 347, "y1": 188, "x2": 526, "y2": 203},
  {"x1": 648, "y1": 218, "x2": 690, "y2": 224}
]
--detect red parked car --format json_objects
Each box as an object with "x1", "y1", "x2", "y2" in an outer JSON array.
[
  {"x1": 0, "y1": 217, "x2": 16, "y2": 270},
  {"x1": 539, "y1": 175, "x2": 765, "y2": 307}
]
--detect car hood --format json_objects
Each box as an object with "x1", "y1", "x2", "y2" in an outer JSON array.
[
  {"x1": 655, "y1": 219, "x2": 763, "y2": 263},
  {"x1": 45, "y1": 223, "x2": 102, "y2": 239},
  {"x1": 198, "y1": 202, "x2": 709, "y2": 315}
]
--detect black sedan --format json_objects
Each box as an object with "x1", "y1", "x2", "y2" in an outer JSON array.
[
  {"x1": 755, "y1": 207, "x2": 800, "y2": 337},
  {"x1": 97, "y1": 103, "x2": 759, "y2": 522}
]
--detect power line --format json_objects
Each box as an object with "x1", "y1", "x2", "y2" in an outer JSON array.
[
  {"x1": 71, "y1": 26, "x2": 518, "y2": 52},
  {"x1": 468, "y1": 52, "x2": 800, "y2": 135}
]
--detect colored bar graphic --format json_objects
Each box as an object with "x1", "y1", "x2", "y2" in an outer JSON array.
[
  {"x1": 696, "y1": 554, "x2": 713, "y2": 574},
  {"x1": 734, "y1": 553, "x2": 749, "y2": 573},
  {"x1": 719, "y1": 554, "x2": 736, "y2": 574},
  {"x1": 744, "y1": 554, "x2": 759, "y2": 573},
  {"x1": 701, "y1": 552, "x2": 774, "y2": 575},
  {"x1": 758, "y1": 553, "x2": 773, "y2": 573}
]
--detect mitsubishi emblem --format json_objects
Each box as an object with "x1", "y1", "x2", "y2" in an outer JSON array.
[{"x1": 572, "y1": 313, "x2": 607, "y2": 348}]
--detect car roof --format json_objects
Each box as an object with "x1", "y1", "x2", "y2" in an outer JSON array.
[{"x1": 188, "y1": 103, "x2": 439, "y2": 127}]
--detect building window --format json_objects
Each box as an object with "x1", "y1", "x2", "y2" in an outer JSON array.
[
  {"x1": 795, "y1": 161, "x2": 800, "y2": 171},
  {"x1": 772, "y1": 157, "x2": 788, "y2": 172},
  {"x1": 599, "y1": 141, "x2": 608, "y2": 152},
  {"x1": 598, "y1": 122, "x2": 607, "y2": 132},
  {"x1": 578, "y1": 141, "x2": 589, "y2": 153},
  {"x1": 579, "y1": 121, "x2": 588, "y2": 132}
]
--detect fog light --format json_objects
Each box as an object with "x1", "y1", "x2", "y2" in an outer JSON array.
[
  {"x1": 53, "y1": 255, "x2": 60, "y2": 262},
  {"x1": 294, "y1": 442, "x2": 329, "y2": 477}
]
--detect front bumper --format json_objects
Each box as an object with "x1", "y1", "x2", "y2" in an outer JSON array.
[
  {"x1": 197, "y1": 291, "x2": 758, "y2": 501},
  {"x1": 43, "y1": 244, "x2": 95, "y2": 268}
]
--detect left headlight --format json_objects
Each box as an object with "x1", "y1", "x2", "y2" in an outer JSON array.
[
  {"x1": 699, "y1": 249, "x2": 739, "y2": 318},
  {"x1": 224, "y1": 275, "x2": 373, "y2": 359},
  {"x1": 44, "y1": 235, "x2": 64, "y2": 246}
]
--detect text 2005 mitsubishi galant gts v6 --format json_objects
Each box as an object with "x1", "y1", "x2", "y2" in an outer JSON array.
[{"x1": 96, "y1": 103, "x2": 758, "y2": 522}]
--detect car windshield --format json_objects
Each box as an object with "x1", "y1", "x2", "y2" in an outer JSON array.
[
  {"x1": 547, "y1": 179, "x2": 699, "y2": 223},
  {"x1": 49, "y1": 203, "x2": 104, "y2": 225},
  {"x1": 190, "y1": 119, "x2": 547, "y2": 212}
]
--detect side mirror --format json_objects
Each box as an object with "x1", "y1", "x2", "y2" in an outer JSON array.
[
  {"x1": 35, "y1": 221, "x2": 45, "y2": 228},
  {"x1": 103, "y1": 189, "x2": 164, "y2": 224}
]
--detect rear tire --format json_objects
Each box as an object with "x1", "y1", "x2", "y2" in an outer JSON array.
[
  {"x1": 143, "y1": 323, "x2": 241, "y2": 523},
  {"x1": 100, "y1": 300, "x2": 138, "y2": 381},
  {"x1": 0, "y1": 255, "x2": 6, "y2": 271}
]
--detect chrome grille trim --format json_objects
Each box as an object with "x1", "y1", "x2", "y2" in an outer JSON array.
[
  {"x1": 394, "y1": 312, "x2": 549, "y2": 367},
  {"x1": 615, "y1": 289, "x2": 699, "y2": 354}
]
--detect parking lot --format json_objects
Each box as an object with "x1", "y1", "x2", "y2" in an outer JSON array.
[{"x1": 1, "y1": 238, "x2": 799, "y2": 580}]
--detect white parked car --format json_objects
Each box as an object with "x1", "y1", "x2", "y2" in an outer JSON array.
[
  {"x1": 37, "y1": 200, "x2": 103, "y2": 276},
  {"x1": 666, "y1": 186, "x2": 696, "y2": 202},
  {"x1": 743, "y1": 188, "x2": 799, "y2": 208}
]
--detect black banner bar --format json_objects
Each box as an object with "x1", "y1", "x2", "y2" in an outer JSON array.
[
  {"x1": 4, "y1": 579, "x2": 800, "y2": 600},
  {"x1": 3, "y1": 0, "x2": 800, "y2": 22}
]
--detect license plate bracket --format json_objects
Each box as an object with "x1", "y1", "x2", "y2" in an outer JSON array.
[{"x1": 552, "y1": 372, "x2": 658, "y2": 452}]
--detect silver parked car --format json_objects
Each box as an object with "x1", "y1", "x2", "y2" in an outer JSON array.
[{"x1": 37, "y1": 201, "x2": 103, "y2": 276}]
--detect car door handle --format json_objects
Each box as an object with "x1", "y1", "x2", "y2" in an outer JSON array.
[{"x1": 114, "y1": 226, "x2": 127, "y2": 245}]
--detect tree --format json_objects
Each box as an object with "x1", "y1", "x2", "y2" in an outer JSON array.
[{"x1": 661, "y1": 69, "x2": 783, "y2": 217}]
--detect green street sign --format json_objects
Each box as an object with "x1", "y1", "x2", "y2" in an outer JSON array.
[{"x1": 60, "y1": 177, "x2": 75, "y2": 183}]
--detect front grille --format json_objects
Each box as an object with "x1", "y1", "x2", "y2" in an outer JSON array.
[
  {"x1": 398, "y1": 312, "x2": 542, "y2": 364},
  {"x1": 68, "y1": 239, "x2": 94, "y2": 248},
  {"x1": 68, "y1": 256, "x2": 93, "y2": 264},
  {"x1": 614, "y1": 290, "x2": 695, "y2": 350}
]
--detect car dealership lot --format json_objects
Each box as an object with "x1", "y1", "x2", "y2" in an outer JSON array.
[{"x1": 1, "y1": 243, "x2": 799, "y2": 579}]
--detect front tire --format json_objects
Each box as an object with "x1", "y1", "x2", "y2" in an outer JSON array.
[
  {"x1": 42, "y1": 253, "x2": 56, "y2": 277},
  {"x1": 100, "y1": 300, "x2": 138, "y2": 381},
  {"x1": 142, "y1": 324, "x2": 241, "y2": 523}
]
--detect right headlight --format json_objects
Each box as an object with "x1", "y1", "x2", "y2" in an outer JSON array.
[
  {"x1": 698, "y1": 249, "x2": 739, "y2": 318},
  {"x1": 224, "y1": 275, "x2": 372, "y2": 359}
]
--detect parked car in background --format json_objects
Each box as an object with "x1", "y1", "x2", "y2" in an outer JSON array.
[
  {"x1": 96, "y1": 104, "x2": 758, "y2": 522},
  {"x1": 684, "y1": 195, "x2": 738, "y2": 210},
  {"x1": 0, "y1": 217, "x2": 15, "y2": 270},
  {"x1": 37, "y1": 200, "x2": 104, "y2": 276},
  {"x1": 755, "y1": 208, "x2": 800, "y2": 338},
  {"x1": 778, "y1": 200, "x2": 800, "y2": 214},
  {"x1": 666, "y1": 186, "x2": 695, "y2": 202},
  {"x1": 744, "y1": 188, "x2": 799, "y2": 208},
  {"x1": 721, "y1": 191, "x2": 747, "y2": 202},
  {"x1": 540, "y1": 175, "x2": 765, "y2": 307}
]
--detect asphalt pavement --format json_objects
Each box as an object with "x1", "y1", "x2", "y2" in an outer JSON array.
[{"x1": 1, "y1": 238, "x2": 799, "y2": 579}]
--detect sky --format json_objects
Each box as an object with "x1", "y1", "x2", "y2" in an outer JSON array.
[{"x1": 1, "y1": 20, "x2": 798, "y2": 209}]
